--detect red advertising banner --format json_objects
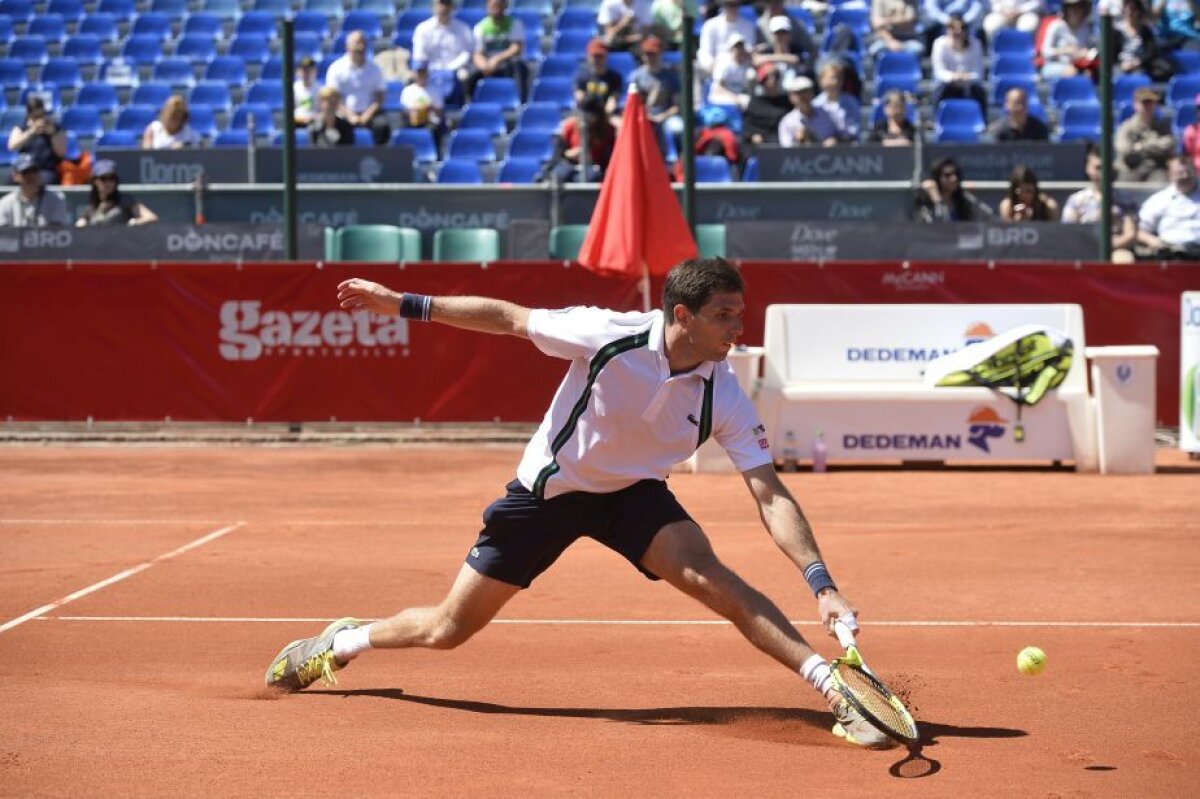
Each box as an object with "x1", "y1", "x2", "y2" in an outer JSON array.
[{"x1": 1, "y1": 260, "x2": 1196, "y2": 423}]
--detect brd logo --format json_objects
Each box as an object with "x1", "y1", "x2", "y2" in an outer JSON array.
[{"x1": 966, "y1": 406, "x2": 1006, "y2": 453}]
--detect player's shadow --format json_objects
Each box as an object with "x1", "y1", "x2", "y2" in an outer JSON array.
[{"x1": 322, "y1": 688, "x2": 1026, "y2": 746}]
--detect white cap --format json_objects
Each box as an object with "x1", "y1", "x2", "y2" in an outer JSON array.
[
  {"x1": 726, "y1": 33, "x2": 747, "y2": 49},
  {"x1": 768, "y1": 15, "x2": 792, "y2": 33},
  {"x1": 783, "y1": 74, "x2": 814, "y2": 93}
]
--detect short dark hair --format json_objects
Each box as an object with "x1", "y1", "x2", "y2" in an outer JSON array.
[{"x1": 662, "y1": 258, "x2": 744, "y2": 323}]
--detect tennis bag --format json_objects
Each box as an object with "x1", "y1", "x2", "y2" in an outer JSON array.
[{"x1": 923, "y1": 324, "x2": 1074, "y2": 441}]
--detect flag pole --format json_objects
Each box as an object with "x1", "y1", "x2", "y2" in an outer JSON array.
[{"x1": 640, "y1": 260, "x2": 652, "y2": 312}]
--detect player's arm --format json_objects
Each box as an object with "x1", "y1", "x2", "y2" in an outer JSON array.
[
  {"x1": 337, "y1": 278, "x2": 530, "y2": 338},
  {"x1": 741, "y1": 462, "x2": 858, "y2": 632}
]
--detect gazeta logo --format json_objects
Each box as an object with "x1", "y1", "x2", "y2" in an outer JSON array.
[
  {"x1": 218, "y1": 300, "x2": 408, "y2": 362},
  {"x1": 967, "y1": 406, "x2": 1006, "y2": 453},
  {"x1": 963, "y1": 322, "x2": 995, "y2": 346}
]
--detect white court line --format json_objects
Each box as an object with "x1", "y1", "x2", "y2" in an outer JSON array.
[
  {"x1": 0, "y1": 519, "x2": 450, "y2": 527},
  {"x1": 36, "y1": 616, "x2": 1200, "y2": 628},
  {"x1": 0, "y1": 522, "x2": 245, "y2": 635}
]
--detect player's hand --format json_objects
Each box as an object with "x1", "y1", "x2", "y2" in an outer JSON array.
[
  {"x1": 337, "y1": 278, "x2": 401, "y2": 316},
  {"x1": 817, "y1": 589, "x2": 858, "y2": 638}
]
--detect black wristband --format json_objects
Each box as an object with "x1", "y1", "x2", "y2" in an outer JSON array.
[
  {"x1": 399, "y1": 292, "x2": 432, "y2": 321},
  {"x1": 803, "y1": 561, "x2": 837, "y2": 596}
]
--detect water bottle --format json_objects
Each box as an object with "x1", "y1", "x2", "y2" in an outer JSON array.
[
  {"x1": 781, "y1": 430, "x2": 799, "y2": 472},
  {"x1": 812, "y1": 430, "x2": 828, "y2": 473}
]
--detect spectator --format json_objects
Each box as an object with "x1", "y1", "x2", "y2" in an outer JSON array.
[
  {"x1": 869, "y1": 0, "x2": 924, "y2": 57},
  {"x1": 914, "y1": 157, "x2": 992, "y2": 221},
  {"x1": 325, "y1": 30, "x2": 391, "y2": 145},
  {"x1": 1116, "y1": 86, "x2": 1175, "y2": 182},
  {"x1": 468, "y1": 0, "x2": 528, "y2": 100},
  {"x1": 293, "y1": 56, "x2": 319, "y2": 126},
  {"x1": 75, "y1": 159, "x2": 158, "y2": 227},
  {"x1": 675, "y1": 105, "x2": 741, "y2": 180},
  {"x1": 1137, "y1": 153, "x2": 1200, "y2": 258},
  {"x1": 814, "y1": 61, "x2": 861, "y2": 141},
  {"x1": 867, "y1": 89, "x2": 918, "y2": 145},
  {"x1": 309, "y1": 87, "x2": 356, "y2": 147},
  {"x1": 651, "y1": 0, "x2": 684, "y2": 48},
  {"x1": 7, "y1": 97, "x2": 66, "y2": 186},
  {"x1": 1117, "y1": 0, "x2": 1172, "y2": 81},
  {"x1": 142, "y1": 96, "x2": 200, "y2": 150},
  {"x1": 777, "y1": 74, "x2": 845, "y2": 147},
  {"x1": 598, "y1": 0, "x2": 654, "y2": 52},
  {"x1": 1062, "y1": 143, "x2": 1138, "y2": 262},
  {"x1": 988, "y1": 87, "x2": 1050, "y2": 142},
  {"x1": 983, "y1": 0, "x2": 1044, "y2": 39},
  {"x1": 1040, "y1": 0, "x2": 1097, "y2": 80},
  {"x1": 629, "y1": 36, "x2": 682, "y2": 157},
  {"x1": 1182, "y1": 93, "x2": 1200, "y2": 172},
  {"x1": 922, "y1": 0, "x2": 986, "y2": 52},
  {"x1": 998, "y1": 165, "x2": 1060, "y2": 221},
  {"x1": 575, "y1": 39, "x2": 624, "y2": 116},
  {"x1": 931, "y1": 14, "x2": 987, "y2": 115},
  {"x1": 698, "y1": 0, "x2": 757, "y2": 79},
  {"x1": 412, "y1": 0, "x2": 475, "y2": 104},
  {"x1": 708, "y1": 34, "x2": 756, "y2": 106},
  {"x1": 0, "y1": 153, "x2": 69, "y2": 227},
  {"x1": 1155, "y1": 0, "x2": 1200, "y2": 53},
  {"x1": 541, "y1": 96, "x2": 617, "y2": 184},
  {"x1": 741, "y1": 64, "x2": 792, "y2": 155},
  {"x1": 756, "y1": 7, "x2": 819, "y2": 77}
]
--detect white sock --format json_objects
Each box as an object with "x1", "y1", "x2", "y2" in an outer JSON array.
[
  {"x1": 800, "y1": 654, "x2": 837, "y2": 702},
  {"x1": 332, "y1": 624, "x2": 374, "y2": 662}
]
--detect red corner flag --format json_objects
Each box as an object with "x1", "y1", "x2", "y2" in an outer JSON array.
[{"x1": 577, "y1": 87, "x2": 697, "y2": 299}]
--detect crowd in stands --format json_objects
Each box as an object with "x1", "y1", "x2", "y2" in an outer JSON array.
[{"x1": 0, "y1": 0, "x2": 1198, "y2": 254}]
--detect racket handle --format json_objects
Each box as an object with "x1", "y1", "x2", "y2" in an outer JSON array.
[{"x1": 833, "y1": 620, "x2": 858, "y2": 650}]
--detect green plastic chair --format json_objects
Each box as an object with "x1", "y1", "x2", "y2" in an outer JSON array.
[
  {"x1": 695, "y1": 223, "x2": 726, "y2": 258},
  {"x1": 323, "y1": 226, "x2": 337, "y2": 262},
  {"x1": 330, "y1": 225, "x2": 421, "y2": 262},
  {"x1": 549, "y1": 224, "x2": 589, "y2": 260},
  {"x1": 432, "y1": 227, "x2": 500, "y2": 262}
]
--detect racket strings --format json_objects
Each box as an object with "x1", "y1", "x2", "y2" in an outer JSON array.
[{"x1": 838, "y1": 667, "x2": 918, "y2": 739}]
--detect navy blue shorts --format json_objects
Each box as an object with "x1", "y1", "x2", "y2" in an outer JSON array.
[{"x1": 466, "y1": 478, "x2": 693, "y2": 589}]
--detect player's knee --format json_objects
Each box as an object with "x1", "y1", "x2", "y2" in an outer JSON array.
[{"x1": 424, "y1": 616, "x2": 472, "y2": 649}]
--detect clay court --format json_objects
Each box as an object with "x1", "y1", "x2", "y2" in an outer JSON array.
[{"x1": 1, "y1": 445, "x2": 1197, "y2": 797}]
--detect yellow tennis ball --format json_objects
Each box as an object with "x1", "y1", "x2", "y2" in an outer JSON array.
[{"x1": 1017, "y1": 646, "x2": 1046, "y2": 676}]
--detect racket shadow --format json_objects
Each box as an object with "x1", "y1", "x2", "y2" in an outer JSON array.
[{"x1": 887, "y1": 720, "x2": 1028, "y2": 780}]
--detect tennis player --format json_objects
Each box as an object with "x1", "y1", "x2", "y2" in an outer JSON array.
[{"x1": 264, "y1": 258, "x2": 891, "y2": 748}]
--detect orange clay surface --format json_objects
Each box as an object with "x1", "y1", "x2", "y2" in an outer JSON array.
[{"x1": 1, "y1": 446, "x2": 1197, "y2": 797}]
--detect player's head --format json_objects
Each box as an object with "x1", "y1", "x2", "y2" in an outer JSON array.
[
  {"x1": 663, "y1": 258, "x2": 746, "y2": 361},
  {"x1": 663, "y1": 258, "x2": 744, "y2": 322}
]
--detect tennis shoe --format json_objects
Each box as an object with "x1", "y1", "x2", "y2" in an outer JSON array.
[
  {"x1": 831, "y1": 698, "x2": 896, "y2": 749},
  {"x1": 264, "y1": 617, "x2": 361, "y2": 692}
]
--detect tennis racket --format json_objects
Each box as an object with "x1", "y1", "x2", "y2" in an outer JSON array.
[{"x1": 830, "y1": 620, "x2": 921, "y2": 749}]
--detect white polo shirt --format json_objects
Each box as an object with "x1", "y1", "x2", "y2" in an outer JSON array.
[
  {"x1": 517, "y1": 306, "x2": 772, "y2": 499},
  {"x1": 1138, "y1": 182, "x2": 1200, "y2": 248},
  {"x1": 324, "y1": 55, "x2": 386, "y2": 114}
]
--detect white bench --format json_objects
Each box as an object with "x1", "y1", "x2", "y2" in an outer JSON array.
[{"x1": 757, "y1": 304, "x2": 1097, "y2": 469}]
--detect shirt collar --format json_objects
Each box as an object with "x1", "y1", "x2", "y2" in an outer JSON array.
[{"x1": 651, "y1": 310, "x2": 717, "y2": 382}]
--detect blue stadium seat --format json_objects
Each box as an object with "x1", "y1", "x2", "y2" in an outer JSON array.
[
  {"x1": 511, "y1": 9, "x2": 542, "y2": 34},
  {"x1": 40, "y1": 59, "x2": 82, "y2": 89},
  {"x1": 0, "y1": 58, "x2": 28, "y2": 90},
  {"x1": 77, "y1": 83, "x2": 120, "y2": 115},
  {"x1": 99, "y1": 59, "x2": 140, "y2": 87},
  {"x1": 473, "y1": 77, "x2": 521, "y2": 110},
  {"x1": 459, "y1": 102, "x2": 507, "y2": 134},
  {"x1": 132, "y1": 83, "x2": 173, "y2": 108},
  {"x1": 828, "y1": 6, "x2": 870, "y2": 36},
  {"x1": 991, "y1": 75, "x2": 1037, "y2": 107},
  {"x1": 512, "y1": 0, "x2": 553, "y2": 13},
  {"x1": 188, "y1": 104, "x2": 217, "y2": 138},
  {"x1": 96, "y1": 0, "x2": 134, "y2": 25},
  {"x1": 935, "y1": 125, "x2": 981, "y2": 143},
  {"x1": 358, "y1": 0, "x2": 398, "y2": 12},
  {"x1": 538, "y1": 54, "x2": 579, "y2": 80},
  {"x1": 508, "y1": 128, "x2": 554, "y2": 160},
  {"x1": 694, "y1": 155, "x2": 733, "y2": 183},
  {"x1": 46, "y1": 0, "x2": 85, "y2": 24},
  {"x1": 382, "y1": 80, "x2": 404, "y2": 111},
  {"x1": 741, "y1": 155, "x2": 758, "y2": 182},
  {"x1": 991, "y1": 27, "x2": 1035, "y2": 57},
  {"x1": 530, "y1": 77, "x2": 573, "y2": 110},
  {"x1": 786, "y1": 7, "x2": 816, "y2": 32},
  {"x1": 150, "y1": 0, "x2": 189, "y2": 19},
  {"x1": 436, "y1": 159, "x2": 485, "y2": 183},
  {"x1": 182, "y1": 13, "x2": 223, "y2": 40},
  {"x1": 0, "y1": 108, "x2": 24, "y2": 132},
  {"x1": 213, "y1": 129, "x2": 250, "y2": 147},
  {"x1": 390, "y1": 127, "x2": 438, "y2": 162},
  {"x1": 253, "y1": 0, "x2": 291, "y2": 11},
  {"x1": 189, "y1": 80, "x2": 231, "y2": 110},
  {"x1": 304, "y1": 0, "x2": 343, "y2": 15},
  {"x1": 553, "y1": 28, "x2": 592, "y2": 54},
  {"x1": 497, "y1": 157, "x2": 542, "y2": 183},
  {"x1": 876, "y1": 50, "x2": 921, "y2": 82},
  {"x1": 556, "y1": 7, "x2": 597, "y2": 31},
  {"x1": 10, "y1": 36, "x2": 49, "y2": 67},
  {"x1": 236, "y1": 11, "x2": 278, "y2": 40},
  {"x1": 116, "y1": 104, "x2": 159, "y2": 132},
  {"x1": 97, "y1": 129, "x2": 139, "y2": 148},
  {"x1": 122, "y1": 35, "x2": 164, "y2": 67},
  {"x1": 0, "y1": 0, "x2": 33, "y2": 25},
  {"x1": 317, "y1": 53, "x2": 337, "y2": 81},
  {"x1": 458, "y1": 8, "x2": 486, "y2": 27},
  {"x1": 228, "y1": 35, "x2": 270, "y2": 65},
  {"x1": 260, "y1": 56, "x2": 283, "y2": 81},
  {"x1": 1171, "y1": 49, "x2": 1200, "y2": 75},
  {"x1": 153, "y1": 57, "x2": 198, "y2": 87},
  {"x1": 62, "y1": 105, "x2": 103, "y2": 138},
  {"x1": 29, "y1": 15, "x2": 67, "y2": 45},
  {"x1": 62, "y1": 34, "x2": 103, "y2": 67},
  {"x1": 293, "y1": 32, "x2": 324, "y2": 60},
  {"x1": 821, "y1": 26, "x2": 863, "y2": 54},
  {"x1": 1057, "y1": 101, "x2": 1102, "y2": 142},
  {"x1": 606, "y1": 51, "x2": 636, "y2": 81},
  {"x1": 201, "y1": 0, "x2": 241, "y2": 21},
  {"x1": 393, "y1": 10, "x2": 426, "y2": 46},
  {"x1": 353, "y1": 127, "x2": 374, "y2": 147},
  {"x1": 1113, "y1": 73, "x2": 1152, "y2": 107},
  {"x1": 343, "y1": 9, "x2": 384, "y2": 40},
  {"x1": 246, "y1": 81, "x2": 283, "y2": 109},
  {"x1": 1050, "y1": 75, "x2": 1097, "y2": 108},
  {"x1": 447, "y1": 128, "x2": 498, "y2": 161},
  {"x1": 272, "y1": 129, "x2": 310, "y2": 147},
  {"x1": 205, "y1": 55, "x2": 247, "y2": 83},
  {"x1": 1168, "y1": 73, "x2": 1200, "y2": 107},
  {"x1": 78, "y1": 15, "x2": 118, "y2": 44},
  {"x1": 991, "y1": 53, "x2": 1036, "y2": 79},
  {"x1": 176, "y1": 34, "x2": 218, "y2": 63},
  {"x1": 230, "y1": 102, "x2": 275, "y2": 134},
  {"x1": 517, "y1": 101, "x2": 561, "y2": 131},
  {"x1": 875, "y1": 74, "x2": 918, "y2": 96},
  {"x1": 293, "y1": 11, "x2": 330, "y2": 38},
  {"x1": 935, "y1": 98, "x2": 984, "y2": 141},
  {"x1": 132, "y1": 13, "x2": 174, "y2": 41},
  {"x1": 0, "y1": 16, "x2": 13, "y2": 48}
]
